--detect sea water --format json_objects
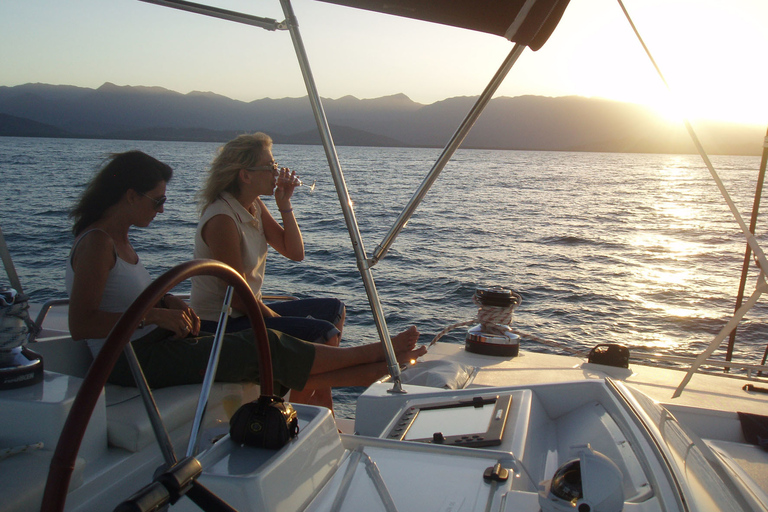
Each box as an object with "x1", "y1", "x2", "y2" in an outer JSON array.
[{"x1": 1, "y1": 136, "x2": 766, "y2": 416}]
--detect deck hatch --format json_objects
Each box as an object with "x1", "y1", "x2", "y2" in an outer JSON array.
[{"x1": 386, "y1": 394, "x2": 512, "y2": 448}]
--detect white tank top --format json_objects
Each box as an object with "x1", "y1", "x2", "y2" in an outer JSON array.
[
  {"x1": 190, "y1": 193, "x2": 268, "y2": 322},
  {"x1": 65, "y1": 228, "x2": 153, "y2": 356}
]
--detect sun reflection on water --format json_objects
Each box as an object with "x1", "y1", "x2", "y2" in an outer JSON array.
[{"x1": 630, "y1": 233, "x2": 705, "y2": 260}]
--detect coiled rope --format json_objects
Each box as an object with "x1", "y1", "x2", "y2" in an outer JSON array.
[
  {"x1": 0, "y1": 442, "x2": 44, "y2": 461},
  {"x1": 429, "y1": 290, "x2": 522, "y2": 346},
  {"x1": 428, "y1": 289, "x2": 586, "y2": 356},
  {"x1": 0, "y1": 288, "x2": 39, "y2": 350}
]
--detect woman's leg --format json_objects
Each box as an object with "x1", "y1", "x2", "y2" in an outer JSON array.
[
  {"x1": 264, "y1": 301, "x2": 344, "y2": 410},
  {"x1": 266, "y1": 298, "x2": 343, "y2": 345},
  {"x1": 290, "y1": 326, "x2": 424, "y2": 410},
  {"x1": 200, "y1": 315, "x2": 251, "y2": 334},
  {"x1": 289, "y1": 340, "x2": 335, "y2": 411},
  {"x1": 308, "y1": 326, "x2": 424, "y2": 375},
  {"x1": 114, "y1": 326, "x2": 424, "y2": 413},
  {"x1": 303, "y1": 361, "x2": 390, "y2": 390}
]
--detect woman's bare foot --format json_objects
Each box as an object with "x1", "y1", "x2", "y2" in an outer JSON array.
[
  {"x1": 391, "y1": 325, "x2": 420, "y2": 353},
  {"x1": 389, "y1": 326, "x2": 425, "y2": 364},
  {"x1": 397, "y1": 345, "x2": 428, "y2": 364}
]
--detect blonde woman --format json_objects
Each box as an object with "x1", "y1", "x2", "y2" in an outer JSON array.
[{"x1": 191, "y1": 133, "x2": 421, "y2": 409}]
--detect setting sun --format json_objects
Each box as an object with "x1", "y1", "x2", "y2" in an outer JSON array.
[
  {"x1": 510, "y1": 0, "x2": 768, "y2": 126},
  {"x1": 633, "y1": 1, "x2": 768, "y2": 125}
]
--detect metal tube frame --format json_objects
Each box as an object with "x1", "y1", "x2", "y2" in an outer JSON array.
[
  {"x1": 278, "y1": 1, "x2": 528, "y2": 391},
  {"x1": 138, "y1": 0, "x2": 285, "y2": 30},
  {"x1": 373, "y1": 43, "x2": 527, "y2": 264},
  {"x1": 186, "y1": 286, "x2": 234, "y2": 457},
  {"x1": 279, "y1": 0, "x2": 404, "y2": 390},
  {"x1": 0, "y1": 223, "x2": 24, "y2": 294},
  {"x1": 123, "y1": 342, "x2": 178, "y2": 466}
]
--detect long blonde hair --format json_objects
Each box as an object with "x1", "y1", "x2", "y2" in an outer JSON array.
[{"x1": 198, "y1": 132, "x2": 273, "y2": 214}]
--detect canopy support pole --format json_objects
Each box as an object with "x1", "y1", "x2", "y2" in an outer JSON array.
[
  {"x1": 279, "y1": 0, "x2": 405, "y2": 391},
  {"x1": 0, "y1": 224, "x2": 23, "y2": 294},
  {"x1": 137, "y1": 0, "x2": 285, "y2": 30},
  {"x1": 372, "y1": 43, "x2": 527, "y2": 264},
  {"x1": 726, "y1": 128, "x2": 768, "y2": 365},
  {"x1": 673, "y1": 281, "x2": 768, "y2": 398}
]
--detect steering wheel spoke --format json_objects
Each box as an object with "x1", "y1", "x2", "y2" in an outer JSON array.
[{"x1": 41, "y1": 259, "x2": 272, "y2": 512}]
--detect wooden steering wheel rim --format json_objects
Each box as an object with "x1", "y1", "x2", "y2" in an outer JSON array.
[{"x1": 41, "y1": 259, "x2": 273, "y2": 511}]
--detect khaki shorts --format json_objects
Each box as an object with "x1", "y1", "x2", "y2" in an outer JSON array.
[{"x1": 109, "y1": 327, "x2": 316, "y2": 395}]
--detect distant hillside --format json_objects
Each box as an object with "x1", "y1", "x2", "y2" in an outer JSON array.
[
  {"x1": 0, "y1": 113, "x2": 70, "y2": 138},
  {"x1": 0, "y1": 82, "x2": 763, "y2": 155}
]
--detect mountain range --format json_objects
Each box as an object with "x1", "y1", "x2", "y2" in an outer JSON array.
[{"x1": 0, "y1": 82, "x2": 763, "y2": 155}]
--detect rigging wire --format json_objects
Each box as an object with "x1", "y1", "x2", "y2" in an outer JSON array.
[
  {"x1": 616, "y1": 0, "x2": 768, "y2": 396},
  {"x1": 617, "y1": 0, "x2": 764, "y2": 263},
  {"x1": 727, "y1": 128, "x2": 768, "y2": 366}
]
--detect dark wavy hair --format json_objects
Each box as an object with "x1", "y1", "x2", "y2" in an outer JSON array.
[{"x1": 70, "y1": 151, "x2": 173, "y2": 236}]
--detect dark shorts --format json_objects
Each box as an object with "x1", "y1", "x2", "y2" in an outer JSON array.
[
  {"x1": 109, "y1": 326, "x2": 316, "y2": 395},
  {"x1": 200, "y1": 297, "x2": 344, "y2": 345}
]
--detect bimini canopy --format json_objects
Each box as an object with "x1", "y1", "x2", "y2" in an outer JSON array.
[{"x1": 316, "y1": 0, "x2": 570, "y2": 50}]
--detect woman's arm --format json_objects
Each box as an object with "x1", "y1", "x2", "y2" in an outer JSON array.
[
  {"x1": 260, "y1": 194, "x2": 304, "y2": 261},
  {"x1": 69, "y1": 232, "x2": 199, "y2": 340},
  {"x1": 201, "y1": 213, "x2": 279, "y2": 318}
]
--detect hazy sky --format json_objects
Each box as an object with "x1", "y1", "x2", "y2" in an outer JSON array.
[{"x1": 2, "y1": 0, "x2": 766, "y2": 125}]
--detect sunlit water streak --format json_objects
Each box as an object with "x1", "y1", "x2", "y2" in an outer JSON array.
[{"x1": 1, "y1": 137, "x2": 765, "y2": 417}]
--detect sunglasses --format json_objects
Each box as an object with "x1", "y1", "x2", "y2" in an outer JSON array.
[
  {"x1": 246, "y1": 162, "x2": 279, "y2": 173},
  {"x1": 141, "y1": 192, "x2": 167, "y2": 210}
]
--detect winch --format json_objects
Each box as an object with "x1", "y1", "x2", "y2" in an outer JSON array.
[
  {"x1": 0, "y1": 286, "x2": 43, "y2": 390},
  {"x1": 465, "y1": 286, "x2": 522, "y2": 357}
]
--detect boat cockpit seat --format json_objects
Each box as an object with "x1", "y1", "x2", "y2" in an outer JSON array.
[
  {"x1": 105, "y1": 381, "x2": 259, "y2": 452},
  {"x1": 30, "y1": 337, "x2": 93, "y2": 378},
  {"x1": 30, "y1": 337, "x2": 260, "y2": 453}
]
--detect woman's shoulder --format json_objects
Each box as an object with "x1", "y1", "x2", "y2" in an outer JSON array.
[
  {"x1": 74, "y1": 228, "x2": 114, "y2": 252},
  {"x1": 70, "y1": 228, "x2": 116, "y2": 268},
  {"x1": 201, "y1": 194, "x2": 237, "y2": 219},
  {"x1": 202, "y1": 211, "x2": 239, "y2": 234},
  {"x1": 198, "y1": 199, "x2": 240, "y2": 241}
]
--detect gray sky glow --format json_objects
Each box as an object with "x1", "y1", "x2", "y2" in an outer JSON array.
[{"x1": 2, "y1": 0, "x2": 766, "y2": 125}]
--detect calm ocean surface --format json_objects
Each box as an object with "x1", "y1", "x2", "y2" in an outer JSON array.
[{"x1": 1, "y1": 136, "x2": 766, "y2": 415}]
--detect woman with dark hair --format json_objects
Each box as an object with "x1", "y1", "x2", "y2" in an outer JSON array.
[
  {"x1": 66, "y1": 150, "x2": 194, "y2": 352},
  {"x1": 66, "y1": 150, "x2": 424, "y2": 394}
]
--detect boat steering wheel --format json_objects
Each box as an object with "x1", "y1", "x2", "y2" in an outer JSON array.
[{"x1": 40, "y1": 259, "x2": 274, "y2": 512}]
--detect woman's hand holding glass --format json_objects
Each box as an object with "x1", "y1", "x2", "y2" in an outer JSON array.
[{"x1": 275, "y1": 167, "x2": 301, "y2": 204}]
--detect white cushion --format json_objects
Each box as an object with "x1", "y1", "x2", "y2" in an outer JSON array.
[{"x1": 105, "y1": 383, "x2": 256, "y2": 452}]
